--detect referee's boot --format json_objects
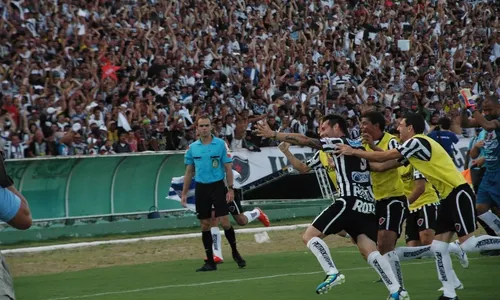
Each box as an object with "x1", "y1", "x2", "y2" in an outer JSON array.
[
  {"x1": 232, "y1": 251, "x2": 246, "y2": 268},
  {"x1": 438, "y1": 295, "x2": 458, "y2": 300},
  {"x1": 387, "y1": 288, "x2": 410, "y2": 300},
  {"x1": 196, "y1": 262, "x2": 217, "y2": 272}
]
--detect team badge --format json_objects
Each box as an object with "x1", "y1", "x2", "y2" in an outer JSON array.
[
  {"x1": 455, "y1": 223, "x2": 461, "y2": 232},
  {"x1": 212, "y1": 158, "x2": 219, "y2": 168},
  {"x1": 417, "y1": 218, "x2": 424, "y2": 227},
  {"x1": 379, "y1": 217, "x2": 386, "y2": 226}
]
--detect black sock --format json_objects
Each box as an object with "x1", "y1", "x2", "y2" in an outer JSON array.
[
  {"x1": 224, "y1": 227, "x2": 238, "y2": 252},
  {"x1": 478, "y1": 218, "x2": 497, "y2": 237},
  {"x1": 202, "y1": 231, "x2": 214, "y2": 265}
]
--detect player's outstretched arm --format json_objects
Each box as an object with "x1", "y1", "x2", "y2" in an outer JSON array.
[
  {"x1": 335, "y1": 144, "x2": 402, "y2": 162},
  {"x1": 256, "y1": 123, "x2": 322, "y2": 149},
  {"x1": 472, "y1": 110, "x2": 500, "y2": 131},
  {"x1": 278, "y1": 142, "x2": 311, "y2": 174}
]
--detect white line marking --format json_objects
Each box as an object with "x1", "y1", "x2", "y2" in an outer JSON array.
[
  {"x1": 2, "y1": 224, "x2": 311, "y2": 255},
  {"x1": 45, "y1": 257, "x2": 486, "y2": 300}
]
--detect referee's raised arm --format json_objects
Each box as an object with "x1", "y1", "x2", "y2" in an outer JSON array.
[{"x1": 182, "y1": 115, "x2": 244, "y2": 272}]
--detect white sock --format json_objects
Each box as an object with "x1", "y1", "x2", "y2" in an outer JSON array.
[
  {"x1": 450, "y1": 270, "x2": 462, "y2": 288},
  {"x1": 478, "y1": 211, "x2": 500, "y2": 235},
  {"x1": 394, "y1": 245, "x2": 433, "y2": 261},
  {"x1": 210, "y1": 227, "x2": 223, "y2": 259},
  {"x1": 448, "y1": 241, "x2": 462, "y2": 257},
  {"x1": 460, "y1": 235, "x2": 500, "y2": 252},
  {"x1": 383, "y1": 251, "x2": 404, "y2": 287},
  {"x1": 307, "y1": 237, "x2": 338, "y2": 275},
  {"x1": 367, "y1": 251, "x2": 401, "y2": 294},
  {"x1": 431, "y1": 240, "x2": 456, "y2": 298},
  {"x1": 243, "y1": 209, "x2": 261, "y2": 224}
]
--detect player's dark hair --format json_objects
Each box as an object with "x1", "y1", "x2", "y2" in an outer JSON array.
[
  {"x1": 437, "y1": 117, "x2": 451, "y2": 130},
  {"x1": 404, "y1": 113, "x2": 426, "y2": 134},
  {"x1": 362, "y1": 111, "x2": 385, "y2": 132},
  {"x1": 321, "y1": 114, "x2": 348, "y2": 135}
]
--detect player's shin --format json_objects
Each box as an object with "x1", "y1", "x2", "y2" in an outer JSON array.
[
  {"x1": 202, "y1": 231, "x2": 215, "y2": 265},
  {"x1": 383, "y1": 251, "x2": 404, "y2": 287},
  {"x1": 307, "y1": 237, "x2": 338, "y2": 275},
  {"x1": 460, "y1": 235, "x2": 500, "y2": 252},
  {"x1": 243, "y1": 209, "x2": 260, "y2": 224},
  {"x1": 367, "y1": 251, "x2": 401, "y2": 294},
  {"x1": 478, "y1": 211, "x2": 500, "y2": 235},
  {"x1": 431, "y1": 240, "x2": 457, "y2": 298},
  {"x1": 211, "y1": 227, "x2": 223, "y2": 260},
  {"x1": 395, "y1": 245, "x2": 433, "y2": 261}
]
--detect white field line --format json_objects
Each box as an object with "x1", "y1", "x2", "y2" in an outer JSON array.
[
  {"x1": 1, "y1": 224, "x2": 310, "y2": 255},
  {"x1": 45, "y1": 257, "x2": 486, "y2": 300}
]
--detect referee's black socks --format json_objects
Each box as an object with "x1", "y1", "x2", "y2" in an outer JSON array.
[
  {"x1": 224, "y1": 227, "x2": 238, "y2": 253},
  {"x1": 202, "y1": 231, "x2": 215, "y2": 265}
]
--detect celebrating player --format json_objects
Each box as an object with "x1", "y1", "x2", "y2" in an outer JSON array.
[
  {"x1": 461, "y1": 96, "x2": 500, "y2": 236},
  {"x1": 256, "y1": 114, "x2": 409, "y2": 300},
  {"x1": 335, "y1": 113, "x2": 500, "y2": 300},
  {"x1": 359, "y1": 111, "x2": 407, "y2": 287}
]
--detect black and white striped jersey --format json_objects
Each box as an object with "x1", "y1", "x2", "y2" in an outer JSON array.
[
  {"x1": 307, "y1": 136, "x2": 375, "y2": 202},
  {"x1": 397, "y1": 137, "x2": 432, "y2": 163}
]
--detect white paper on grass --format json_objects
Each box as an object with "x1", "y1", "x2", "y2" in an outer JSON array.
[{"x1": 398, "y1": 40, "x2": 410, "y2": 51}]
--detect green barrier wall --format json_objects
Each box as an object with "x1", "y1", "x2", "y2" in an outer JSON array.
[{"x1": 5, "y1": 153, "x2": 187, "y2": 221}]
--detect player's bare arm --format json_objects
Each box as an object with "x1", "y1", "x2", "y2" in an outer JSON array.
[
  {"x1": 407, "y1": 179, "x2": 425, "y2": 204},
  {"x1": 256, "y1": 123, "x2": 323, "y2": 149},
  {"x1": 472, "y1": 110, "x2": 500, "y2": 131},
  {"x1": 278, "y1": 142, "x2": 311, "y2": 174},
  {"x1": 335, "y1": 144, "x2": 402, "y2": 162}
]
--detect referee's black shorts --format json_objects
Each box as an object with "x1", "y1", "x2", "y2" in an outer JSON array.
[{"x1": 195, "y1": 180, "x2": 228, "y2": 219}]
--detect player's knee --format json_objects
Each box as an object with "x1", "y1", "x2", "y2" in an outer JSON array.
[
  {"x1": 219, "y1": 216, "x2": 231, "y2": 229},
  {"x1": 476, "y1": 204, "x2": 490, "y2": 215},
  {"x1": 200, "y1": 219, "x2": 211, "y2": 231},
  {"x1": 302, "y1": 232, "x2": 314, "y2": 245},
  {"x1": 234, "y1": 215, "x2": 247, "y2": 226},
  {"x1": 419, "y1": 230, "x2": 435, "y2": 245}
]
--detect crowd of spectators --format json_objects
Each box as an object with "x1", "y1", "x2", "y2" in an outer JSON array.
[{"x1": 0, "y1": 0, "x2": 499, "y2": 159}]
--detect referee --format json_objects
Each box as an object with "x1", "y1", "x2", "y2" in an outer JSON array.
[
  {"x1": 0, "y1": 151, "x2": 33, "y2": 300},
  {"x1": 181, "y1": 115, "x2": 245, "y2": 272}
]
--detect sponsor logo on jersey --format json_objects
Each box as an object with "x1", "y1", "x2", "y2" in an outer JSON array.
[
  {"x1": 353, "y1": 185, "x2": 373, "y2": 201},
  {"x1": 352, "y1": 171, "x2": 370, "y2": 183},
  {"x1": 352, "y1": 199, "x2": 376, "y2": 214}
]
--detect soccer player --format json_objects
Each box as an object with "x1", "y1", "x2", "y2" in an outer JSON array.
[
  {"x1": 335, "y1": 113, "x2": 500, "y2": 300},
  {"x1": 359, "y1": 111, "x2": 407, "y2": 287},
  {"x1": 460, "y1": 97, "x2": 500, "y2": 236},
  {"x1": 182, "y1": 115, "x2": 245, "y2": 272},
  {"x1": 256, "y1": 115, "x2": 409, "y2": 300},
  {"x1": 395, "y1": 163, "x2": 467, "y2": 292},
  {"x1": 209, "y1": 180, "x2": 270, "y2": 263}
]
